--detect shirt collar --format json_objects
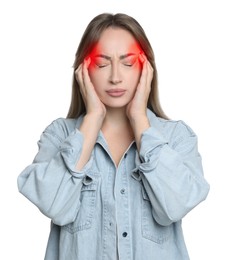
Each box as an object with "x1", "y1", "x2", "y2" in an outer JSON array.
[
  {"x1": 74, "y1": 113, "x2": 109, "y2": 150},
  {"x1": 146, "y1": 109, "x2": 165, "y2": 133}
]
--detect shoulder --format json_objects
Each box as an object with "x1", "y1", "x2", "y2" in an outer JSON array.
[
  {"x1": 147, "y1": 109, "x2": 197, "y2": 141},
  {"x1": 158, "y1": 117, "x2": 196, "y2": 137},
  {"x1": 156, "y1": 117, "x2": 199, "y2": 151},
  {"x1": 42, "y1": 117, "x2": 81, "y2": 141}
]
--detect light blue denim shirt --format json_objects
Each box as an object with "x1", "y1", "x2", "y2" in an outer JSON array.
[{"x1": 17, "y1": 109, "x2": 210, "y2": 260}]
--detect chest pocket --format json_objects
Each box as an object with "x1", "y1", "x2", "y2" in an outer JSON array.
[
  {"x1": 141, "y1": 187, "x2": 171, "y2": 244},
  {"x1": 64, "y1": 181, "x2": 97, "y2": 234}
]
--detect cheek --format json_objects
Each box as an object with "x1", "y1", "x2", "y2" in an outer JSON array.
[
  {"x1": 88, "y1": 63, "x2": 100, "y2": 86},
  {"x1": 88, "y1": 68, "x2": 95, "y2": 83},
  {"x1": 130, "y1": 65, "x2": 142, "y2": 84},
  {"x1": 88, "y1": 61, "x2": 110, "y2": 86},
  {"x1": 88, "y1": 68, "x2": 106, "y2": 94},
  {"x1": 127, "y1": 68, "x2": 141, "y2": 93}
]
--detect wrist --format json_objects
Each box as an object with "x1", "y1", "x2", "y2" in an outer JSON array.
[
  {"x1": 86, "y1": 110, "x2": 106, "y2": 122},
  {"x1": 128, "y1": 112, "x2": 148, "y2": 126},
  {"x1": 129, "y1": 114, "x2": 150, "y2": 149}
]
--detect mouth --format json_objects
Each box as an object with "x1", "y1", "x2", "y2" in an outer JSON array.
[{"x1": 106, "y1": 88, "x2": 126, "y2": 97}]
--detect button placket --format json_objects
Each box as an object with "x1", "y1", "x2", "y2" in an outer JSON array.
[{"x1": 115, "y1": 156, "x2": 132, "y2": 258}]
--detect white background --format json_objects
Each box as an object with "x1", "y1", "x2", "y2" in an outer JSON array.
[{"x1": 0, "y1": 0, "x2": 226, "y2": 259}]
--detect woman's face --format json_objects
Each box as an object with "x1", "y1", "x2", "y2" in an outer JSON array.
[{"x1": 88, "y1": 27, "x2": 142, "y2": 109}]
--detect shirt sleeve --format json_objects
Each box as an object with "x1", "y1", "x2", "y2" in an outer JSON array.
[
  {"x1": 17, "y1": 118, "x2": 94, "y2": 226},
  {"x1": 132, "y1": 120, "x2": 210, "y2": 226}
]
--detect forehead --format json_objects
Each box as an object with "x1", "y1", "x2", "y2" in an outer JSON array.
[{"x1": 91, "y1": 27, "x2": 141, "y2": 55}]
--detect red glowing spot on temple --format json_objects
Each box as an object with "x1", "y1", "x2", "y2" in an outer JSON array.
[{"x1": 87, "y1": 41, "x2": 143, "y2": 71}]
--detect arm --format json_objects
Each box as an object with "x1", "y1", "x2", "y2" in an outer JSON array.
[
  {"x1": 75, "y1": 58, "x2": 106, "y2": 170},
  {"x1": 17, "y1": 119, "x2": 89, "y2": 226},
  {"x1": 134, "y1": 121, "x2": 210, "y2": 226},
  {"x1": 126, "y1": 54, "x2": 152, "y2": 150},
  {"x1": 128, "y1": 54, "x2": 209, "y2": 225},
  {"x1": 18, "y1": 58, "x2": 105, "y2": 225}
]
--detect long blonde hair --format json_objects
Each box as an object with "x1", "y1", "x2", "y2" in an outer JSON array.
[{"x1": 67, "y1": 13, "x2": 168, "y2": 119}]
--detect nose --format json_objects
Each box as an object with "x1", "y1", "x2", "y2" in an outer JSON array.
[{"x1": 109, "y1": 62, "x2": 122, "y2": 85}]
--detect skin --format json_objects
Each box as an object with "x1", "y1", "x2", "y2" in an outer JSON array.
[{"x1": 75, "y1": 27, "x2": 154, "y2": 169}]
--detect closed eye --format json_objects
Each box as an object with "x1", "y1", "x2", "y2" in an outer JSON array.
[
  {"x1": 93, "y1": 57, "x2": 110, "y2": 68},
  {"x1": 121, "y1": 56, "x2": 137, "y2": 67},
  {"x1": 91, "y1": 55, "x2": 138, "y2": 68},
  {"x1": 96, "y1": 64, "x2": 109, "y2": 68}
]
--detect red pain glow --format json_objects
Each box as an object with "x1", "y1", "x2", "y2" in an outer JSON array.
[{"x1": 87, "y1": 42, "x2": 143, "y2": 71}]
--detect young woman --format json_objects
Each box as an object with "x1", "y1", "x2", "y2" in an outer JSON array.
[{"x1": 17, "y1": 13, "x2": 210, "y2": 260}]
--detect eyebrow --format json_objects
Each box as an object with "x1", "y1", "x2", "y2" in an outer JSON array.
[{"x1": 94, "y1": 53, "x2": 137, "y2": 60}]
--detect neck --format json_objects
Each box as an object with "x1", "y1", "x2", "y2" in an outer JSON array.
[{"x1": 102, "y1": 106, "x2": 130, "y2": 130}]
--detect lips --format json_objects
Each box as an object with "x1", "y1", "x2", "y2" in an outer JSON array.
[{"x1": 106, "y1": 88, "x2": 126, "y2": 97}]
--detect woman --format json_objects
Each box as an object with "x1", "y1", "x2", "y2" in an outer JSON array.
[{"x1": 17, "y1": 13, "x2": 210, "y2": 259}]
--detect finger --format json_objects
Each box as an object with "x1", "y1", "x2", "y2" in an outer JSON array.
[
  {"x1": 82, "y1": 57, "x2": 91, "y2": 82},
  {"x1": 75, "y1": 63, "x2": 87, "y2": 102},
  {"x1": 139, "y1": 55, "x2": 153, "y2": 98},
  {"x1": 75, "y1": 64, "x2": 83, "y2": 85},
  {"x1": 138, "y1": 54, "x2": 148, "y2": 87},
  {"x1": 140, "y1": 54, "x2": 153, "y2": 87},
  {"x1": 146, "y1": 64, "x2": 153, "y2": 87},
  {"x1": 82, "y1": 58, "x2": 98, "y2": 100}
]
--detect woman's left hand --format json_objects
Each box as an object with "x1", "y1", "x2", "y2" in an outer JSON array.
[
  {"x1": 126, "y1": 53, "x2": 153, "y2": 121},
  {"x1": 126, "y1": 54, "x2": 154, "y2": 149}
]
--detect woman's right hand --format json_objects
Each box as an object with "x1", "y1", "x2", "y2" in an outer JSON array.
[
  {"x1": 75, "y1": 57, "x2": 106, "y2": 119},
  {"x1": 74, "y1": 58, "x2": 106, "y2": 171}
]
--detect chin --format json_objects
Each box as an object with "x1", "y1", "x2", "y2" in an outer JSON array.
[
  {"x1": 102, "y1": 95, "x2": 133, "y2": 107},
  {"x1": 103, "y1": 100, "x2": 130, "y2": 108}
]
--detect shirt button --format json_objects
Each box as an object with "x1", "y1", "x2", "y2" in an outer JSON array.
[
  {"x1": 120, "y1": 188, "x2": 125, "y2": 194},
  {"x1": 124, "y1": 153, "x2": 127, "y2": 158},
  {"x1": 122, "y1": 232, "x2": 128, "y2": 237}
]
